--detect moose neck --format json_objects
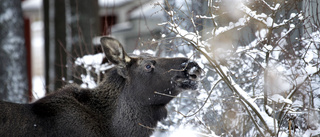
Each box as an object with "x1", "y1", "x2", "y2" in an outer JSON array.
[
  {"x1": 110, "y1": 87, "x2": 168, "y2": 137},
  {"x1": 87, "y1": 69, "x2": 126, "y2": 115},
  {"x1": 88, "y1": 68, "x2": 168, "y2": 136}
]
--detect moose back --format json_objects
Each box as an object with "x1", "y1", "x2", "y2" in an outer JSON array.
[{"x1": 0, "y1": 37, "x2": 203, "y2": 137}]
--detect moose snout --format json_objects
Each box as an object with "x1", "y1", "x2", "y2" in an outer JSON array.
[{"x1": 184, "y1": 62, "x2": 204, "y2": 81}]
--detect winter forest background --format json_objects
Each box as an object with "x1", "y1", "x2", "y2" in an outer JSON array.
[{"x1": 0, "y1": 0, "x2": 319, "y2": 136}]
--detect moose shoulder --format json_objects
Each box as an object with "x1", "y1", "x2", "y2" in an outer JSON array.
[{"x1": 0, "y1": 37, "x2": 203, "y2": 137}]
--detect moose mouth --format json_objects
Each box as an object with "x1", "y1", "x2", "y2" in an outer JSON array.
[
  {"x1": 174, "y1": 77, "x2": 199, "y2": 90},
  {"x1": 173, "y1": 62, "x2": 204, "y2": 90}
]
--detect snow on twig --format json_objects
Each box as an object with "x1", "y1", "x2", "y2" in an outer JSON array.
[
  {"x1": 213, "y1": 16, "x2": 250, "y2": 36},
  {"x1": 220, "y1": 65, "x2": 277, "y2": 134},
  {"x1": 261, "y1": 0, "x2": 281, "y2": 11},
  {"x1": 195, "y1": 14, "x2": 217, "y2": 19},
  {"x1": 239, "y1": 3, "x2": 268, "y2": 26},
  {"x1": 160, "y1": 21, "x2": 209, "y2": 49}
]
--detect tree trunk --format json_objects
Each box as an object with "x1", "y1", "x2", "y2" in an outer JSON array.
[
  {"x1": 0, "y1": 0, "x2": 28, "y2": 103},
  {"x1": 68, "y1": 0, "x2": 101, "y2": 84},
  {"x1": 44, "y1": 0, "x2": 100, "y2": 92}
]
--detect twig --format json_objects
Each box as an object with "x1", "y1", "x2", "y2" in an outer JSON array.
[
  {"x1": 184, "y1": 79, "x2": 222, "y2": 117},
  {"x1": 240, "y1": 98, "x2": 266, "y2": 137}
]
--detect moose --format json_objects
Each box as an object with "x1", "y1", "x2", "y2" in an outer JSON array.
[{"x1": 0, "y1": 37, "x2": 203, "y2": 137}]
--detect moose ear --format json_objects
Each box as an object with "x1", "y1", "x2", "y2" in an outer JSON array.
[{"x1": 100, "y1": 37, "x2": 131, "y2": 67}]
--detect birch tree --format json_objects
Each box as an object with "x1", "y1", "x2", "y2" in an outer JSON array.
[{"x1": 0, "y1": 0, "x2": 29, "y2": 103}]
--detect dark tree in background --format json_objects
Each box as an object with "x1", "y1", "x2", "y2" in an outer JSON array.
[
  {"x1": 0, "y1": 0, "x2": 29, "y2": 103},
  {"x1": 44, "y1": 0, "x2": 100, "y2": 93}
]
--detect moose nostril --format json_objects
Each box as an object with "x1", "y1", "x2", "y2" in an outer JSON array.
[
  {"x1": 181, "y1": 61, "x2": 204, "y2": 81},
  {"x1": 186, "y1": 67, "x2": 202, "y2": 81},
  {"x1": 189, "y1": 74, "x2": 198, "y2": 80}
]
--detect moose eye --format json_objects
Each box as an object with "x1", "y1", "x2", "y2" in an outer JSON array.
[
  {"x1": 145, "y1": 64, "x2": 153, "y2": 72},
  {"x1": 146, "y1": 65, "x2": 151, "y2": 69}
]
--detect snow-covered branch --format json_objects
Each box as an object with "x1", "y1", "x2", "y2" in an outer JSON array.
[
  {"x1": 260, "y1": 0, "x2": 281, "y2": 11},
  {"x1": 166, "y1": 23, "x2": 277, "y2": 135},
  {"x1": 239, "y1": 3, "x2": 268, "y2": 26}
]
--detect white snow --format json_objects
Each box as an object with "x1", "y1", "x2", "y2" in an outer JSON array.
[
  {"x1": 290, "y1": 13, "x2": 297, "y2": 19},
  {"x1": 239, "y1": 3, "x2": 267, "y2": 26},
  {"x1": 259, "y1": 29, "x2": 268, "y2": 39},
  {"x1": 169, "y1": 127, "x2": 219, "y2": 137},
  {"x1": 304, "y1": 49, "x2": 314, "y2": 63},
  {"x1": 274, "y1": 3, "x2": 280, "y2": 10},
  {"x1": 270, "y1": 94, "x2": 292, "y2": 104},
  {"x1": 289, "y1": 24, "x2": 295, "y2": 29},
  {"x1": 32, "y1": 76, "x2": 46, "y2": 100},
  {"x1": 152, "y1": 125, "x2": 219, "y2": 137},
  {"x1": 314, "y1": 96, "x2": 320, "y2": 108},
  {"x1": 213, "y1": 17, "x2": 249, "y2": 36},
  {"x1": 195, "y1": 14, "x2": 217, "y2": 19},
  {"x1": 80, "y1": 74, "x2": 97, "y2": 89},
  {"x1": 305, "y1": 64, "x2": 318, "y2": 75},
  {"x1": 22, "y1": 0, "x2": 42, "y2": 11},
  {"x1": 266, "y1": 17, "x2": 273, "y2": 27},
  {"x1": 278, "y1": 131, "x2": 288, "y2": 137},
  {"x1": 99, "y1": 0, "x2": 132, "y2": 7},
  {"x1": 167, "y1": 11, "x2": 174, "y2": 16},
  {"x1": 261, "y1": 0, "x2": 280, "y2": 11},
  {"x1": 75, "y1": 53, "x2": 105, "y2": 73},
  {"x1": 264, "y1": 44, "x2": 273, "y2": 51},
  {"x1": 75, "y1": 53, "x2": 114, "y2": 88},
  {"x1": 168, "y1": 127, "x2": 198, "y2": 137},
  {"x1": 133, "y1": 49, "x2": 156, "y2": 56},
  {"x1": 303, "y1": 126, "x2": 320, "y2": 137},
  {"x1": 292, "y1": 100, "x2": 303, "y2": 108}
]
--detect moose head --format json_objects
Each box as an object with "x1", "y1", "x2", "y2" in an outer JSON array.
[
  {"x1": 100, "y1": 37, "x2": 204, "y2": 137},
  {"x1": 101, "y1": 37, "x2": 203, "y2": 106}
]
